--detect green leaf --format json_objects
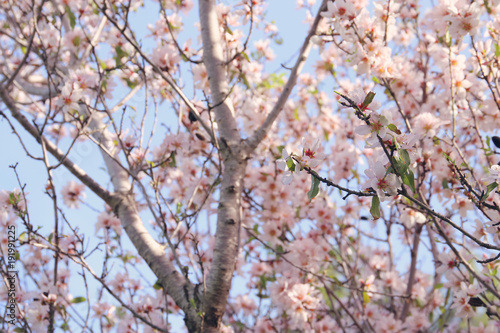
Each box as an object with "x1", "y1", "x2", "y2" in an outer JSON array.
[
  {"x1": 482, "y1": 182, "x2": 498, "y2": 201},
  {"x1": 189, "y1": 298, "x2": 196, "y2": 308},
  {"x1": 153, "y1": 280, "x2": 163, "y2": 290},
  {"x1": 307, "y1": 175, "x2": 320, "y2": 201},
  {"x1": 495, "y1": 43, "x2": 500, "y2": 58},
  {"x1": 65, "y1": 6, "x2": 76, "y2": 29},
  {"x1": 176, "y1": 203, "x2": 182, "y2": 214},
  {"x1": 114, "y1": 46, "x2": 128, "y2": 66},
  {"x1": 393, "y1": 156, "x2": 408, "y2": 176},
  {"x1": 72, "y1": 36, "x2": 81, "y2": 47},
  {"x1": 400, "y1": 150, "x2": 411, "y2": 168},
  {"x1": 241, "y1": 52, "x2": 250, "y2": 62},
  {"x1": 18, "y1": 232, "x2": 26, "y2": 242},
  {"x1": 71, "y1": 297, "x2": 86, "y2": 304},
  {"x1": 361, "y1": 91, "x2": 376, "y2": 109},
  {"x1": 370, "y1": 196, "x2": 381, "y2": 219},
  {"x1": 362, "y1": 291, "x2": 371, "y2": 304},
  {"x1": 277, "y1": 145, "x2": 285, "y2": 156},
  {"x1": 444, "y1": 29, "x2": 451, "y2": 46},
  {"x1": 168, "y1": 152, "x2": 176, "y2": 167},
  {"x1": 8, "y1": 192, "x2": 17, "y2": 205},
  {"x1": 372, "y1": 76, "x2": 380, "y2": 84},
  {"x1": 387, "y1": 123, "x2": 401, "y2": 134},
  {"x1": 48, "y1": 232, "x2": 54, "y2": 245},
  {"x1": 406, "y1": 169, "x2": 416, "y2": 193},
  {"x1": 294, "y1": 108, "x2": 299, "y2": 121}
]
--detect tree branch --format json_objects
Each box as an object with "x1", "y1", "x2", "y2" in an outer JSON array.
[
  {"x1": 244, "y1": 0, "x2": 327, "y2": 154},
  {"x1": 0, "y1": 86, "x2": 113, "y2": 203}
]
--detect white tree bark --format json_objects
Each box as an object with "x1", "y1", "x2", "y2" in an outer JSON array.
[{"x1": 198, "y1": 0, "x2": 247, "y2": 331}]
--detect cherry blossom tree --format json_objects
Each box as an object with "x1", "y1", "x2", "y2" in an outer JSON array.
[{"x1": 2, "y1": 0, "x2": 500, "y2": 332}]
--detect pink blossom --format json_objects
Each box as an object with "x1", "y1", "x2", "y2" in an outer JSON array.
[
  {"x1": 355, "y1": 109, "x2": 393, "y2": 146},
  {"x1": 321, "y1": 0, "x2": 360, "y2": 21},
  {"x1": 92, "y1": 302, "x2": 115, "y2": 318},
  {"x1": 436, "y1": 251, "x2": 457, "y2": 275},
  {"x1": 400, "y1": 207, "x2": 426, "y2": 228},
  {"x1": 61, "y1": 181, "x2": 86, "y2": 209},
  {"x1": 96, "y1": 212, "x2": 122, "y2": 235},
  {"x1": 62, "y1": 29, "x2": 85, "y2": 53},
  {"x1": 364, "y1": 161, "x2": 402, "y2": 200},
  {"x1": 405, "y1": 312, "x2": 430, "y2": 333},
  {"x1": 484, "y1": 165, "x2": 500, "y2": 184},
  {"x1": 412, "y1": 112, "x2": 444, "y2": 137},
  {"x1": 451, "y1": 197, "x2": 473, "y2": 218},
  {"x1": 56, "y1": 85, "x2": 83, "y2": 115},
  {"x1": 287, "y1": 283, "x2": 320, "y2": 329},
  {"x1": 151, "y1": 44, "x2": 181, "y2": 71},
  {"x1": 447, "y1": 2, "x2": 481, "y2": 39},
  {"x1": 450, "y1": 289, "x2": 475, "y2": 318},
  {"x1": 234, "y1": 294, "x2": 257, "y2": 316}
]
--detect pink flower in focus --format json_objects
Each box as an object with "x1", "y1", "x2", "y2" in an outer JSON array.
[
  {"x1": 364, "y1": 161, "x2": 401, "y2": 200},
  {"x1": 56, "y1": 85, "x2": 83, "y2": 115}
]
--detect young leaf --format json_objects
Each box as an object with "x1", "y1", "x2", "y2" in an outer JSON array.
[
  {"x1": 277, "y1": 145, "x2": 285, "y2": 156},
  {"x1": 71, "y1": 297, "x2": 86, "y2": 304},
  {"x1": 153, "y1": 280, "x2": 163, "y2": 290},
  {"x1": 370, "y1": 196, "x2": 381, "y2": 219},
  {"x1": 393, "y1": 156, "x2": 408, "y2": 175},
  {"x1": 362, "y1": 291, "x2": 371, "y2": 304},
  {"x1": 361, "y1": 91, "x2": 376, "y2": 109},
  {"x1": 482, "y1": 182, "x2": 498, "y2": 201},
  {"x1": 65, "y1": 6, "x2": 76, "y2": 29},
  {"x1": 406, "y1": 169, "x2": 416, "y2": 193},
  {"x1": 388, "y1": 123, "x2": 401, "y2": 134},
  {"x1": 400, "y1": 149, "x2": 411, "y2": 168},
  {"x1": 308, "y1": 175, "x2": 320, "y2": 201}
]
